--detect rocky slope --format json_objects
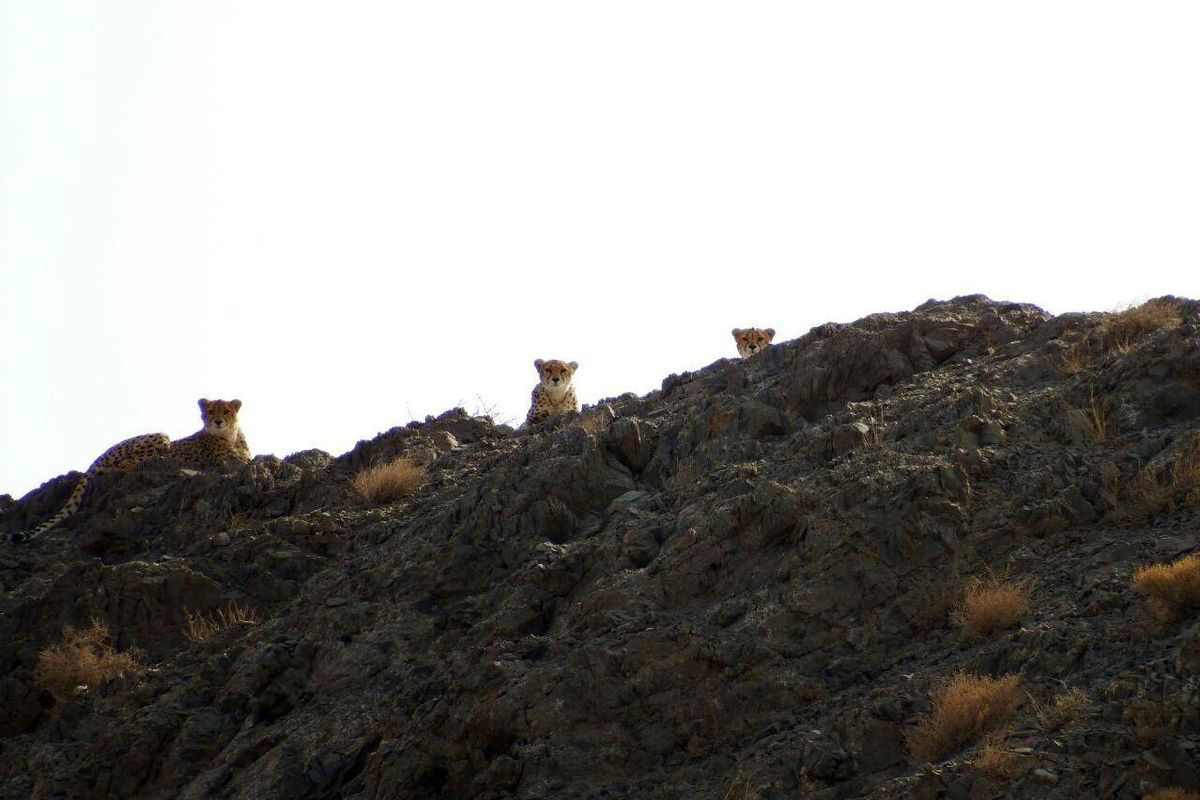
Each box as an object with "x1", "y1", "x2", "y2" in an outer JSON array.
[{"x1": 1, "y1": 295, "x2": 1199, "y2": 800}]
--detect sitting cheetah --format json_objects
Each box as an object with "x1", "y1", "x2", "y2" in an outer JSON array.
[
  {"x1": 3, "y1": 398, "x2": 250, "y2": 543},
  {"x1": 732, "y1": 327, "x2": 776, "y2": 358},
  {"x1": 525, "y1": 359, "x2": 579, "y2": 425}
]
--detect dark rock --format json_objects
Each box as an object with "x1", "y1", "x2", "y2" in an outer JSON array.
[{"x1": 1, "y1": 295, "x2": 1196, "y2": 800}]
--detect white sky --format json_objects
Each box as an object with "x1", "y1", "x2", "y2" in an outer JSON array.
[{"x1": 1, "y1": 2, "x2": 1197, "y2": 499}]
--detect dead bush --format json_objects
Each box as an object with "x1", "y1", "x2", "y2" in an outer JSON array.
[
  {"x1": 1132, "y1": 552, "x2": 1200, "y2": 622},
  {"x1": 1034, "y1": 686, "x2": 1088, "y2": 731},
  {"x1": 1124, "y1": 697, "x2": 1174, "y2": 749},
  {"x1": 720, "y1": 773, "x2": 762, "y2": 800},
  {"x1": 353, "y1": 457, "x2": 427, "y2": 503},
  {"x1": 34, "y1": 620, "x2": 141, "y2": 702},
  {"x1": 1106, "y1": 298, "x2": 1184, "y2": 351},
  {"x1": 1119, "y1": 441, "x2": 1200, "y2": 521},
  {"x1": 184, "y1": 600, "x2": 261, "y2": 642},
  {"x1": 1056, "y1": 338, "x2": 1095, "y2": 375},
  {"x1": 1143, "y1": 789, "x2": 1200, "y2": 800},
  {"x1": 954, "y1": 576, "x2": 1031, "y2": 639},
  {"x1": 972, "y1": 732, "x2": 1024, "y2": 781},
  {"x1": 907, "y1": 672, "x2": 1022, "y2": 762}
]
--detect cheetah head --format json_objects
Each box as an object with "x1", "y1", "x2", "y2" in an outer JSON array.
[
  {"x1": 534, "y1": 359, "x2": 578, "y2": 396},
  {"x1": 199, "y1": 398, "x2": 243, "y2": 440},
  {"x1": 732, "y1": 327, "x2": 776, "y2": 358}
]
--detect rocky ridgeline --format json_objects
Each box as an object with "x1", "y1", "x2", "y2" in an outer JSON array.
[{"x1": 1, "y1": 295, "x2": 1199, "y2": 800}]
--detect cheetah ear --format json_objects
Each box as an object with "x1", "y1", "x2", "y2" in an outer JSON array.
[
  {"x1": 534, "y1": 359, "x2": 544, "y2": 373},
  {"x1": 731, "y1": 328, "x2": 743, "y2": 338},
  {"x1": 765, "y1": 328, "x2": 776, "y2": 340},
  {"x1": 568, "y1": 361, "x2": 579, "y2": 371},
  {"x1": 230, "y1": 399, "x2": 242, "y2": 411},
  {"x1": 198, "y1": 398, "x2": 209, "y2": 411}
]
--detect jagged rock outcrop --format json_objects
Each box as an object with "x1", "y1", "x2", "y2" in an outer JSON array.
[{"x1": 1, "y1": 295, "x2": 1199, "y2": 799}]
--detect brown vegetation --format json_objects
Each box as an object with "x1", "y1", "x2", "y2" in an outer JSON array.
[
  {"x1": 1106, "y1": 298, "x2": 1184, "y2": 351},
  {"x1": 1057, "y1": 338, "x2": 1096, "y2": 375},
  {"x1": 352, "y1": 457, "x2": 427, "y2": 503},
  {"x1": 34, "y1": 620, "x2": 141, "y2": 702},
  {"x1": 1120, "y1": 440, "x2": 1200, "y2": 521},
  {"x1": 954, "y1": 576, "x2": 1031, "y2": 639},
  {"x1": 1143, "y1": 790, "x2": 1200, "y2": 800},
  {"x1": 720, "y1": 773, "x2": 762, "y2": 800},
  {"x1": 972, "y1": 733, "x2": 1024, "y2": 781},
  {"x1": 183, "y1": 600, "x2": 261, "y2": 642},
  {"x1": 907, "y1": 672, "x2": 1022, "y2": 762},
  {"x1": 1034, "y1": 687, "x2": 1088, "y2": 731},
  {"x1": 1132, "y1": 552, "x2": 1200, "y2": 622}
]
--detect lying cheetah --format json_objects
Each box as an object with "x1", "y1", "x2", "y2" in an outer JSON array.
[
  {"x1": 3, "y1": 398, "x2": 250, "y2": 543},
  {"x1": 171, "y1": 398, "x2": 252, "y2": 467},
  {"x1": 526, "y1": 359, "x2": 579, "y2": 425},
  {"x1": 732, "y1": 327, "x2": 776, "y2": 358}
]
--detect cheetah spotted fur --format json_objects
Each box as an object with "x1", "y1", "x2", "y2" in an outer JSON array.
[
  {"x1": 732, "y1": 327, "x2": 775, "y2": 358},
  {"x1": 3, "y1": 398, "x2": 250, "y2": 543},
  {"x1": 525, "y1": 359, "x2": 579, "y2": 425}
]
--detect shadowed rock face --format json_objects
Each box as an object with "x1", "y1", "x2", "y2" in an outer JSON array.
[{"x1": 2, "y1": 295, "x2": 1199, "y2": 799}]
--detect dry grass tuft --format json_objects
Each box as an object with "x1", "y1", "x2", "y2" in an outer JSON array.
[
  {"x1": 184, "y1": 600, "x2": 261, "y2": 642},
  {"x1": 1034, "y1": 687, "x2": 1089, "y2": 731},
  {"x1": 1132, "y1": 553, "x2": 1200, "y2": 622},
  {"x1": 1057, "y1": 338, "x2": 1096, "y2": 375},
  {"x1": 972, "y1": 732, "x2": 1024, "y2": 781},
  {"x1": 1119, "y1": 441, "x2": 1200, "y2": 521},
  {"x1": 1124, "y1": 697, "x2": 1173, "y2": 749},
  {"x1": 907, "y1": 672, "x2": 1022, "y2": 762},
  {"x1": 1143, "y1": 790, "x2": 1200, "y2": 800},
  {"x1": 1106, "y1": 298, "x2": 1184, "y2": 351},
  {"x1": 720, "y1": 773, "x2": 762, "y2": 800},
  {"x1": 1083, "y1": 391, "x2": 1107, "y2": 443},
  {"x1": 954, "y1": 576, "x2": 1031, "y2": 639},
  {"x1": 352, "y1": 457, "x2": 427, "y2": 504},
  {"x1": 34, "y1": 620, "x2": 141, "y2": 702}
]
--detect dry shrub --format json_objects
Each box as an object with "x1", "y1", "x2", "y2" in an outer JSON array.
[
  {"x1": 1120, "y1": 441, "x2": 1200, "y2": 521},
  {"x1": 972, "y1": 732, "x2": 1024, "y2": 781},
  {"x1": 720, "y1": 773, "x2": 762, "y2": 800},
  {"x1": 1034, "y1": 687, "x2": 1089, "y2": 731},
  {"x1": 1124, "y1": 697, "x2": 1174, "y2": 749},
  {"x1": 907, "y1": 672, "x2": 1022, "y2": 762},
  {"x1": 1106, "y1": 298, "x2": 1184, "y2": 351},
  {"x1": 1083, "y1": 391, "x2": 1108, "y2": 442},
  {"x1": 1144, "y1": 789, "x2": 1200, "y2": 800},
  {"x1": 34, "y1": 620, "x2": 141, "y2": 702},
  {"x1": 1057, "y1": 338, "x2": 1095, "y2": 375},
  {"x1": 1123, "y1": 468, "x2": 1175, "y2": 520},
  {"x1": 954, "y1": 576, "x2": 1031, "y2": 639},
  {"x1": 353, "y1": 457, "x2": 427, "y2": 503},
  {"x1": 1132, "y1": 553, "x2": 1200, "y2": 622},
  {"x1": 184, "y1": 600, "x2": 261, "y2": 642}
]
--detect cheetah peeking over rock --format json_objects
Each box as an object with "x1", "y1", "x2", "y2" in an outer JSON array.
[
  {"x1": 3, "y1": 398, "x2": 251, "y2": 543},
  {"x1": 526, "y1": 359, "x2": 579, "y2": 425},
  {"x1": 732, "y1": 327, "x2": 776, "y2": 358}
]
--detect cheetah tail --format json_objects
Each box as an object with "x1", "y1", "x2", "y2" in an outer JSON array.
[{"x1": 2, "y1": 472, "x2": 92, "y2": 544}]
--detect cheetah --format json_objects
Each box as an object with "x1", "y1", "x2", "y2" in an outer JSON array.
[
  {"x1": 3, "y1": 398, "x2": 250, "y2": 544},
  {"x1": 525, "y1": 359, "x2": 579, "y2": 425},
  {"x1": 732, "y1": 327, "x2": 775, "y2": 358},
  {"x1": 170, "y1": 398, "x2": 252, "y2": 467}
]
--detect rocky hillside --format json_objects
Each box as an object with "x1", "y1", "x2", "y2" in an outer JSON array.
[{"x1": 2, "y1": 295, "x2": 1199, "y2": 800}]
